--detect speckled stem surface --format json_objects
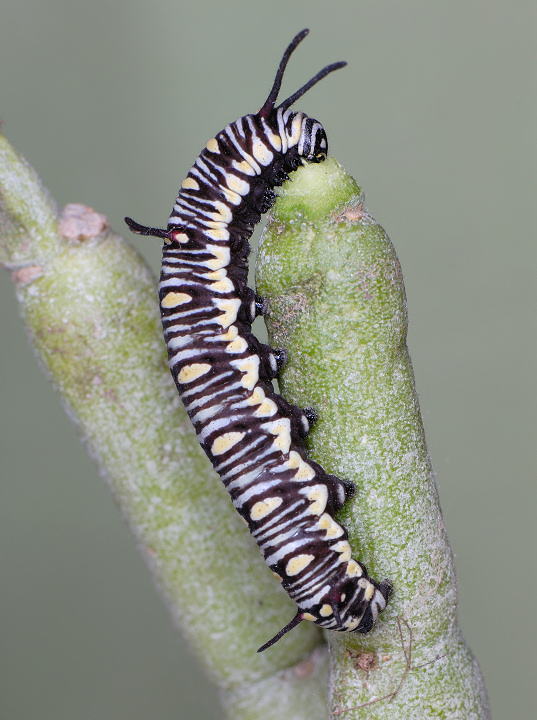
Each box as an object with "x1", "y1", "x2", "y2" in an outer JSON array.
[
  {"x1": 256, "y1": 158, "x2": 490, "y2": 719},
  {"x1": 0, "y1": 133, "x2": 330, "y2": 720}
]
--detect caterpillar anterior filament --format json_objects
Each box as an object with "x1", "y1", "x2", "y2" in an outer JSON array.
[{"x1": 126, "y1": 28, "x2": 391, "y2": 652}]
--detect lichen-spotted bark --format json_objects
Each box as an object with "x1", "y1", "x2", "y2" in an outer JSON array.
[
  {"x1": 257, "y1": 157, "x2": 490, "y2": 719},
  {"x1": 0, "y1": 133, "x2": 329, "y2": 720}
]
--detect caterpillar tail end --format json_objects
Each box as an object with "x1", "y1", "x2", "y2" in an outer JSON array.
[
  {"x1": 257, "y1": 611, "x2": 304, "y2": 653},
  {"x1": 379, "y1": 579, "x2": 394, "y2": 604}
]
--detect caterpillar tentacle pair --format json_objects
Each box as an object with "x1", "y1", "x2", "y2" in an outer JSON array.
[{"x1": 126, "y1": 28, "x2": 391, "y2": 653}]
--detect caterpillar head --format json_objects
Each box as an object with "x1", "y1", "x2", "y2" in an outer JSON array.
[
  {"x1": 280, "y1": 109, "x2": 328, "y2": 164},
  {"x1": 258, "y1": 28, "x2": 345, "y2": 163},
  {"x1": 297, "y1": 117, "x2": 328, "y2": 163}
]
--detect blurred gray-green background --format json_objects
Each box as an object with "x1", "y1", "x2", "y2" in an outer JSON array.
[{"x1": 1, "y1": 2, "x2": 535, "y2": 718}]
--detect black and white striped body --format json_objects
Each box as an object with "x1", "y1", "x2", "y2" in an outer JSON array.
[{"x1": 126, "y1": 30, "x2": 391, "y2": 651}]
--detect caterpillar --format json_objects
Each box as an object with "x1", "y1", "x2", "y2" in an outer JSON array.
[{"x1": 125, "y1": 28, "x2": 391, "y2": 652}]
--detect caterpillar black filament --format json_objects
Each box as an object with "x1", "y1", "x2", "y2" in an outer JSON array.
[{"x1": 126, "y1": 29, "x2": 391, "y2": 652}]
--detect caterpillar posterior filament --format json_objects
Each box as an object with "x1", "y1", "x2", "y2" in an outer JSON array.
[{"x1": 126, "y1": 29, "x2": 391, "y2": 652}]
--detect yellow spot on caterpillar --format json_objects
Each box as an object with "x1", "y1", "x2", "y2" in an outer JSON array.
[
  {"x1": 178, "y1": 363, "x2": 211, "y2": 384},
  {"x1": 206, "y1": 137, "x2": 220, "y2": 153},
  {"x1": 204, "y1": 220, "x2": 228, "y2": 229},
  {"x1": 225, "y1": 173, "x2": 250, "y2": 195},
  {"x1": 204, "y1": 268, "x2": 226, "y2": 280},
  {"x1": 364, "y1": 583, "x2": 376, "y2": 602},
  {"x1": 285, "y1": 451, "x2": 301, "y2": 469},
  {"x1": 286, "y1": 554, "x2": 314, "y2": 577},
  {"x1": 230, "y1": 355, "x2": 260, "y2": 390},
  {"x1": 211, "y1": 277, "x2": 234, "y2": 294},
  {"x1": 170, "y1": 231, "x2": 189, "y2": 244},
  {"x1": 245, "y1": 386, "x2": 280, "y2": 415},
  {"x1": 226, "y1": 336, "x2": 248, "y2": 354},
  {"x1": 213, "y1": 298, "x2": 241, "y2": 328},
  {"x1": 272, "y1": 571, "x2": 283, "y2": 583},
  {"x1": 161, "y1": 291, "x2": 192, "y2": 308},
  {"x1": 205, "y1": 245, "x2": 230, "y2": 270},
  {"x1": 346, "y1": 560, "x2": 363, "y2": 578},
  {"x1": 246, "y1": 386, "x2": 266, "y2": 406},
  {"x1": 262, "y1": 418, "x2": 291, "y2": 453},
  {"x1": 251, "y1": 137, "x2": 274, "y2": 166},
  {"x1": 218, "y1": 325, "x2": 238, "y2": 341},
  {"x1": 333, "y1": 541, "x2": 352, "y2": 562},
  {"x1": 302, "y1": 612, "x2": 316, "y2": 623},
  {"x1": 264, "y1": 128, "x2": 282, "y2": 152},
  {"x1": 182, "y1": 177, "x2": 199, "y2": 190},
  {"x1": 283, "y1": 451, "x2": 315, "y2": 480},
  {"x1": 320, "y1": 604, "x2": 333, "y2": 617},
  {"x1": 211, "y1": 201, "x2": 233, "y2": 224},
  {"x1": 211, "y1": 431, "x2": 245, "y2": 456},
  {"x1": 300, "y1": 485, "x2": 328, "y2": 515},
  {"x1": 220, "y1": 186, "x2": 242, "y2": 205},
  {"x1": 250, "y1": 496, "x2": 283, "y2": 521},
  {"x1": 294, "y1": 460, "x2": 315, "y2": 481},
  {"x1": 204, "y1": 228, "x2": 229, "y2": 241},
  {"x1": 253, "y1": 398, "x2": 278, "y2": 417},
  {"x1": 318, "y1": 513, "x2": 345, "y2": 539},
  {"x1": 231, "y1": 159, "x2": 256, "y2": 176},
  {"x1": 345, "y1": 618, "x2": 360, "y2": 630},
  {"x1": 289, "y1": 115, "x2": 302, "y2": 145}
]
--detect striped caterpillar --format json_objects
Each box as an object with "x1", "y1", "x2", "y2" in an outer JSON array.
[{"x1": 126, "y1": 29, "x2": 391, "y2": 652}]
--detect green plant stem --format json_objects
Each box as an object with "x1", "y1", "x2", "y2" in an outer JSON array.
[
  {"x1": 0, "y1": 133, "x2": 329, "y2": 720},
  {"x1": 256, "y1": 157, "x2": 491, "y2": 719},
  {"x1": 1, "y1": 132, "x2": 491, "y2": 718}
]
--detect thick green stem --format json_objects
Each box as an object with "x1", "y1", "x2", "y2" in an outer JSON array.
[
  {"x1": 256, "y1": 158, "x2": 490, "y2": 719},
  {"x1": 0, "y1": 134, "x2": 329, "y2": 720},
  {"x1": 1, "y1": 132, "x2": 491, "y2": 719}
]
